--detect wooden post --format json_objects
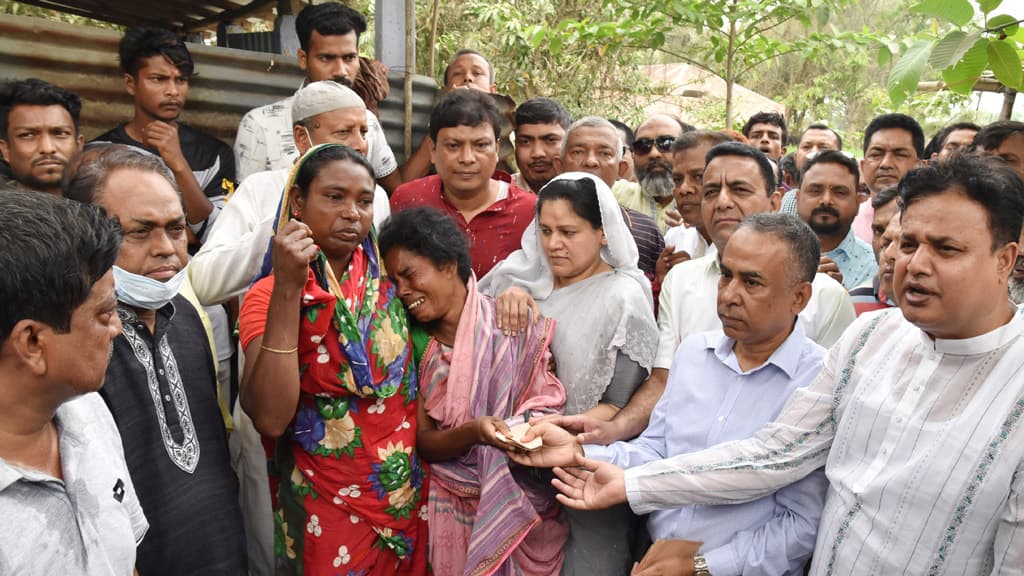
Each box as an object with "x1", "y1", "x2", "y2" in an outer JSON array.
[
  {"x1": 404, "y1": 0, "x2": 415, "y2": 159},
  {"x1": 1001, "y1": 89, "x2": 1017, "y2": 121}
]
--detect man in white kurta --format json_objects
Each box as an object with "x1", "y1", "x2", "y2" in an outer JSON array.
[
  {"x1": 188, "y1": 81, "x2": 390, "y2": 576},
  {"x1": 191, "y1": 81, "x2": 390, "y2": 306},
  {"x1": 548, "y1": 155, "x2": 1024, "y2": 575}
]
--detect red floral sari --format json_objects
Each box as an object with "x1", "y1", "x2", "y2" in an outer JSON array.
[{"x1": 240, "y1": 240, "x2": 428, "y2": 575}]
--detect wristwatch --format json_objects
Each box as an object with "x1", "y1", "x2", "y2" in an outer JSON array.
[{"x1": 693, "y1": 554, "x2": 712, "y2": 575}]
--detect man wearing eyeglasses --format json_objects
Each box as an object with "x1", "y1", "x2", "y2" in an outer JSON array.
[{"x1": 611, "y1": 114, "x2": 687, "y2": 233}]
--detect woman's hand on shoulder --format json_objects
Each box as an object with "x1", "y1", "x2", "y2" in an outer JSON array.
[
  {"x1": 495, "y1": 286, "x2": 539, "y2": 335},
  {"x1": 272, "y1": 219, "x2": 318, "y2": 290}
]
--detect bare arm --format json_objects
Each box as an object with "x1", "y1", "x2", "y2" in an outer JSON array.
[
  {"x1": 396, "y1": 136, "x2": 435, "y2": 184},
  {"x1": 144, "y1": 121, "x2": 213, "y2": 223},
  {"x1": 604, "y1": 367, "x2": 668, "y2": 442},
  {"x1": 582, "y1": 402, "x2": 620, "y2": 422},
  {"x1": 239, "y1": 220, "x2": 316, "y2": 437},
  {"x1": 538, "y1": 366, "x2": 667, "y2": 446},
  {"x1": 415, "y1": 397, "x2": 516, "y2": 462}
]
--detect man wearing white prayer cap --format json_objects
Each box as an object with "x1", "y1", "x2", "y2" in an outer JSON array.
[
  {"x1": 191, "y1": 80, "x2": 390, "y2": 305},
  {"x1": 187, "y1": 80, "x2": 390, "y2": 576}
]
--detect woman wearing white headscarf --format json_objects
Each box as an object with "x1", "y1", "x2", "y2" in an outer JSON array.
[{"x1": 479, "y1": 171, "x2": 658, "y2": 576}]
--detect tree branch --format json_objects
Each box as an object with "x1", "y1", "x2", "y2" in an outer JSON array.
[
  {"x1": 737, "y1": 46, "x2": 805, "y2": 77},
  {"x1": 985, "y1": 18, "x2": 1024, "y2": 34}
]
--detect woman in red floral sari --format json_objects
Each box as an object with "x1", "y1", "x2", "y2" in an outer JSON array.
[{"x1": 238, "y1": 144, "x2": 427, "y2": 575}]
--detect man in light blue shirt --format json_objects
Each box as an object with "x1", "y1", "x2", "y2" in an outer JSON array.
[
  {"x1": 797, "y1": 150, "x2": 877, "y2": 290},
  {"x1": 516, "y1": 212, "x2": 828, "y2": 575}
]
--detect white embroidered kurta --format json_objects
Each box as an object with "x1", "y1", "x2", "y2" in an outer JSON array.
[{"x1": 626, "y1": 307, "x2": 1024, "y2": 575}]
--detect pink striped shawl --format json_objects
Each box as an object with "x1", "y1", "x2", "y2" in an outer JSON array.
[{"x1": 420, "y1": 276, "x2": 567, "y2": 576}]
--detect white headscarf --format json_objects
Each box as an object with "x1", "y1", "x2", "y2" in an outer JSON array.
[{"x1": 479, "y1": 171, "x2": 652, "y2": 304}]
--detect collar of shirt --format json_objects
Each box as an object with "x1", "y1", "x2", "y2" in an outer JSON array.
[
  {"x1": 708, "y1": 319, "x2": 808, "y2": 379},
  {"x1": 441, "y1": 170, "x2": 517, "y2": 211},
  {"x1": 825, "y1": 228, "x2": 861, "y2": 259},
  {"x1": 0, "y1": 458, "x2": 23, "y2": 491},
  {"x1": 0, "y1": 392, "x2": 95, "y2": 490},
  {"x1": 117, "y1": 299, "x2": 178, "y2": 338},
  {"x1": 919, "y1": 302, "x2": 1024, "y2": 355},
  {"x1": 697, "y1": 252, "x2": 721, "y2": 279}
]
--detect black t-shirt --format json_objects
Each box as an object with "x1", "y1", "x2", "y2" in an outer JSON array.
[{"x1": 92, "y1": 123, "x2": 236, "y2": 207}]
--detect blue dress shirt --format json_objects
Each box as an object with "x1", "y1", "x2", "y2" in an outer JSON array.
[
  {"x1": 825, "y1": 229, "x2": 877, "y2": 290},
  {"x1": 586, "y1": 321, "x2": 829, "y2": 576}
]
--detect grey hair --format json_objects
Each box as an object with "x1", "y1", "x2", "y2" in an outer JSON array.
[
  {"x1": 735, "y1": 212, "x2": 820, "y2": 284},
  {"x1": 63, "y1": 143, "x2": 179, "y2": 206},
  {"x1": 563, "y1": 115, "x2": 623, "y2": 162}
]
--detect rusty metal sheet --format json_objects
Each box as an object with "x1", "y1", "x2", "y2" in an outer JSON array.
[{"x1": 0, "y1": 13, "x2": 438, "y2": 163}]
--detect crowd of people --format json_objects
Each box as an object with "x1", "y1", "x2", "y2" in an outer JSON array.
[{"x1": 1, "y1": 2, "x2": 1023, "y2": 575}]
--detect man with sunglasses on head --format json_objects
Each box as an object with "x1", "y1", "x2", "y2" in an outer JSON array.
[{"x1": 612, "y1": 114, "x2": 688, "y2": 233}]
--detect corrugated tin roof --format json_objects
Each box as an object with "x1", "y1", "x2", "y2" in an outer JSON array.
[
  {"x1": 12, "y1": 0, "x2": 277, "y2": 32},
  {"x1": 0, "y1": 13, "x2": 438, "y2": 163}
]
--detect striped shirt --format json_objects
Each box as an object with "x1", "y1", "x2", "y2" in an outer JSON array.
[
  {"x1": 621, "y1": 206, "x2": 665, "y2": 281},
  {"x1": 625, "y1": 307, "x2": 1024, "y2": 575}
]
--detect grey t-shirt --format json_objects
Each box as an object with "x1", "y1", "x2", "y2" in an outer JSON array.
[{"x1": 0, "y1": 393, "x2": 148, "y2": 575}]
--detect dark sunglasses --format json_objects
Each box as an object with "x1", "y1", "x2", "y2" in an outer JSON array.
[{"x1": 632, "y1": 135, "x2": 676, "y2": 155}]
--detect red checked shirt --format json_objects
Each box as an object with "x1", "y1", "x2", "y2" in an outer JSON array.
[{"x1": 390, "y1": 171, "x2": 537, "y2": 278}]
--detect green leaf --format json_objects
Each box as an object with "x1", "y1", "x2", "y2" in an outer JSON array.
[
  {"x1": 941, "y1": 37, "x2": 990, "y2": 93},
  {"x1": 978, "y1": 0, "x2": 1003, "y2": 14},
  {"x1": 929, "y1": 30, "x2": 980, "y2": 69},
  {"x1": 987, "y1": 39, "x2": 1023, "y2": 89},
  {"x1": 987, "y1": 14, "x2": 1020, "y2": 37},
  {"x1": 910, "y1": 0, "x2": 974, "y2": 27},
  {"x1": 527, "y1": 26, "x2": 547, "y2": 50},
  {"x1": 549, "y1": 33, "x2": 563, "y2": 54},
  {"x1": 887, "y1": 39, "x2": 934, "y2": 106}
]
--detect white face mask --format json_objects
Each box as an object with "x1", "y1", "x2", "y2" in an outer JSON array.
[{"x1": 112, "y1": 265, "x2": 188, "y2": 310}]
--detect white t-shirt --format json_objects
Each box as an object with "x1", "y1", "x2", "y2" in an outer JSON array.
[
  {"x1": 233, "y1": 92, "x2": 398, "y2": 183},
  {"x1": 662, "y1": 225, "x2": 708, "y2": 259}
]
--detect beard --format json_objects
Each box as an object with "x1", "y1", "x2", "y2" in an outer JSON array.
[
  {"x1": 637, "y1": 158, "x2": 674, "y2": 201},
  {"x1": 807, "y1": 206, "x2": 843, "y2": 236},
  {"x1": 1010, "y1": 276, "x2": 1024, "y2": 305}
]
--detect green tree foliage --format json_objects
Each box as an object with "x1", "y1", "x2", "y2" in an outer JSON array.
[
  {"x1": 413, "y1": 0, "x2": 660, "y2": 122},
  {"x1": 886, "y1": 0, "x2": 1023, "y2": 106},
  {"x1": 744, "y1": 0, "x2": 977, "y2": 151},
  {"x1": 546, "y1": 0, "x2": 869, "y2": 127}
]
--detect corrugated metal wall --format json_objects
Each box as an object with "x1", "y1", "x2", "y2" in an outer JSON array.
[{"x1": 0, "y1": 14, "x2": 437, "y2": 164}]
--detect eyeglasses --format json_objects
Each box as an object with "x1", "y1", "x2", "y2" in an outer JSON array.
[{"x1": 632, "y1": 136, "x2": 676, "y2": 155}]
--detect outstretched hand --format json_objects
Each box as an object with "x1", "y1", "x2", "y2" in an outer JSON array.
[
  {"x1": 551, "y1": 453, "x2": 628, "y2": 511},
  {"x1": 506, "y1": 421, "x2": 580, "y2": 468},
  {"x1": 532, "y1": 413, "x2": 625, "y2": 446}
]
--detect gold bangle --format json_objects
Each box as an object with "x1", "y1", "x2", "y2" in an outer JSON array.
[{"x1": 260, "y1": 343, "x2": 298, "y2": 354}]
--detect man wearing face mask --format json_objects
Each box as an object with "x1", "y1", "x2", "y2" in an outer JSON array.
[
  {"x1": 64, "y1": 145, "x2": 248, "y2": 576},
  {"x1": 611, "y1": 114, "x2": 688, "y2": 232}
]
